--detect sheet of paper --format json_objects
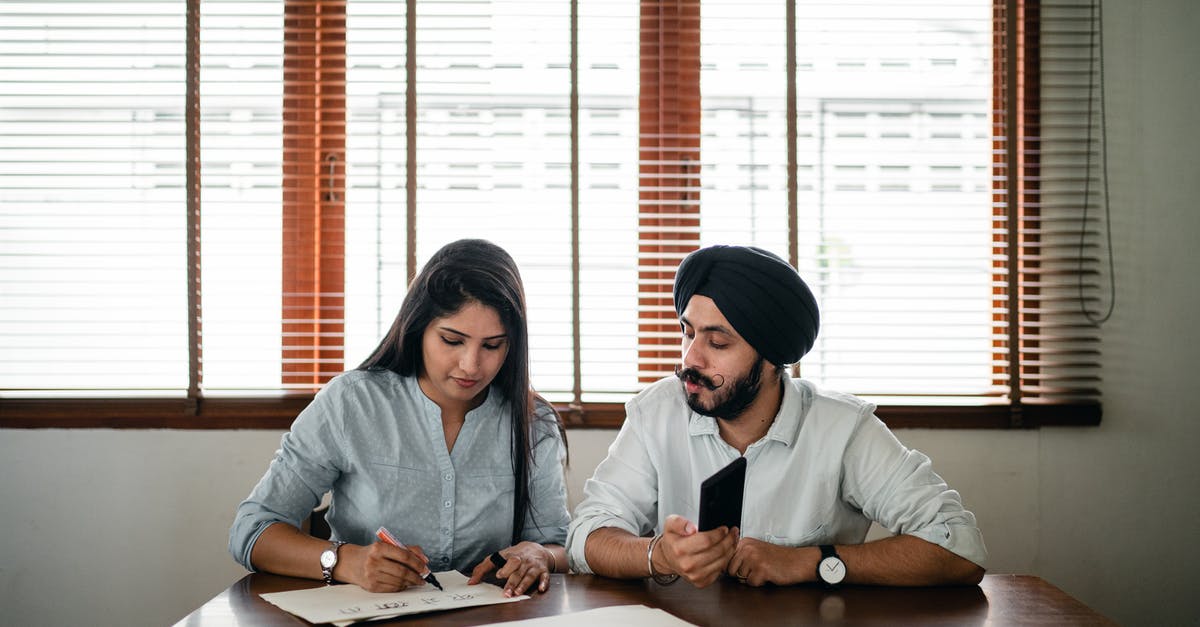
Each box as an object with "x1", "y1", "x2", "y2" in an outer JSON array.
[
  {"x1": 259, "y1": 570, "x2": 527, "y2": 625},
  {"x1": 480, "y1": 604, "x2": 697, "y2": 627}
]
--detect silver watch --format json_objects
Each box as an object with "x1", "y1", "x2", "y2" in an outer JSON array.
[{"x1": 320, "y1": 540, "x2": 347, "y2": 584}]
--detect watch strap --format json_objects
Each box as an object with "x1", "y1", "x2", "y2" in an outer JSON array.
[{"x1": 819, "y1": 544, "x2": 838, "y2": 561}]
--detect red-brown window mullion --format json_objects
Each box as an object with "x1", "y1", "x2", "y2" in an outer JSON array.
[
  {"x1": 638, "y1": 0, "x2": 701, "y2": 384},
  {"x1": 282, "y1": 0, "x2": 346, "y2": 391}
]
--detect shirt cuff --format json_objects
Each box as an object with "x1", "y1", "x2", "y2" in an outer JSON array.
[
  {"x1": 230, "y1": 517, "x2": 281, "y2": 573},
  {"x1": 908, "y1": 521, "x2": 989, "y2": 568}
]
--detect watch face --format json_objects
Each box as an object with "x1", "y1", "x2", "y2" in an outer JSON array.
[
  {"x1": 818, "y1": 556, "x2": 846, "y2": 585},
  {"x1": 320, "y1": 549, "x2": 337, "y2": 569}
]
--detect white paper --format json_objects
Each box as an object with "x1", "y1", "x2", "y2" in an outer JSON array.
[
  {"x1": 259, "y1": 570, "x2": 527, "y2": 625},
  {"x1": 480, "y1": 604, "x2": 697, "y2": 627}
]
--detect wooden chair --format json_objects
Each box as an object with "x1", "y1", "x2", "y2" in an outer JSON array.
[{"x1": 303, "y1": 503, "x2": 332, "y2": 540}]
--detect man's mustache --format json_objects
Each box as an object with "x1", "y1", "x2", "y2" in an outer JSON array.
[{"x1": 674, "y1": 366, "x2": 725, "y2": 391}]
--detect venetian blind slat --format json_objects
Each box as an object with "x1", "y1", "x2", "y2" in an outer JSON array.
[{"x1": 0, "y1": 1, "x2": 188, "y2": 396}]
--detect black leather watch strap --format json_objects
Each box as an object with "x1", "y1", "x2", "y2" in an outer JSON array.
[{"x1": 819, "y1": 544, "x2": 838, "y2": 560}]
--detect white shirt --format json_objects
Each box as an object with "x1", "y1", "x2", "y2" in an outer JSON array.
[{"x1": 567, "y1": 376, "x2": 987, "y2": 573}]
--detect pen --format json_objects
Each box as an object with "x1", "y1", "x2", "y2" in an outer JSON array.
[{"x1": 375, "y1": 526, "x2": 444, "y2": 591}]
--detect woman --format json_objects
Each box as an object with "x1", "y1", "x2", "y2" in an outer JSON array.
[{"x1": 229, "y1": 239, "x2": 570, "y2": 597}]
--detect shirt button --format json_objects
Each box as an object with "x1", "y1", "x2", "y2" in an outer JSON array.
[
  {"x1": 442, "y1": 528, "x2": 451, "y2": 536},
  {"x1": 444, "y1": 473, "x2": 453, "y2": 481},
  {"x1": 444, "y1": 500, "x2": 452, "y2": 508}
]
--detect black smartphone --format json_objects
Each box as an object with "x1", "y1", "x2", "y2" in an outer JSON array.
[{"x1": 697, "y1": 456, "x2": 747, "y2": 532}]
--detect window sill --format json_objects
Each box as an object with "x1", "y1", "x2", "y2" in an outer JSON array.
[{"x1": 0, "y1": 397, "x2": 1100, "y2": 429}]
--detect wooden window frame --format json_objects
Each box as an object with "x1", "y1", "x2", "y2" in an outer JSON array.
[{"x1": 0, "y1": 0, "x2": 1100, "y2": 430}]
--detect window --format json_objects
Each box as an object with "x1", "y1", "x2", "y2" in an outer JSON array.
[{"x1": 0, "y1": 0, "x2": 1103, "y2": 428}]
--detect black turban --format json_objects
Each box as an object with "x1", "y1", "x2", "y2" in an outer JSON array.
[{"x1": 673, "y1": 245, "x2": 819, "y2": 366}]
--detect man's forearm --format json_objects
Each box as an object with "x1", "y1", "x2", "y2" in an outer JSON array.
[
  {"x1": 581, "y1": 527, "x2": 653, "y2": 579},
  {"x1": 836, "y1": 534, "x2": 984, "y2": 586}
]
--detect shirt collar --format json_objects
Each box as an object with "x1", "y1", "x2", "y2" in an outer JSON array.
[
  {"x1": 763, "y1": 378, "x2": 806, "y2": 447},
  {"x1": 687, "y1": 407, "x2": 719, "y2": 437},
  {"x1": 687, "y1": 377, "x2": 808, "y2": 447},
  {"x1": 467, "y1": 384, "x2": 502, "y2": 418},
  {"x1": 402, "y1": 374, "x2": 503, "y2": 420}
]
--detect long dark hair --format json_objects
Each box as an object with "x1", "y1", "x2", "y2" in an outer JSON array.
[{"x1": 357, "y1": 238, "x2": 564, "y2": 545}]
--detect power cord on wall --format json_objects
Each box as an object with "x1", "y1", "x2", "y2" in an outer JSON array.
[{"x1": 1079, "y1": 0, "x2": 1116, "y2": 326}]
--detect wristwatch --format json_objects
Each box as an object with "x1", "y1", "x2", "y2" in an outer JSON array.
[
  {"x1": 816, "y1": 545, "x2": 846, "y2": 587},
  {"x1": 320, "y1": 540, "x2": 347, "y2": 584}
]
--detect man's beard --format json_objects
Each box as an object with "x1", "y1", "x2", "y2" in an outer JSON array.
[{"x1": 676, "y1": 356, "x2": 766, "y2": 421}]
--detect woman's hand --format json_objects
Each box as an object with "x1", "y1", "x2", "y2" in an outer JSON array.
[
  {"x1": 337, "y1": 541, "x2": 432, "y2": 593},
  {"x1": 467, "y1": 541, "x2": 557, "y2": 596}
]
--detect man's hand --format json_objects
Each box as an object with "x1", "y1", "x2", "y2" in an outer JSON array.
[
  {"x1": 726, "y1": 536, "x2": 812, "y2": 587},
  {"x1": 655, "y1": 514, "x2": 738, "y2": 588}
]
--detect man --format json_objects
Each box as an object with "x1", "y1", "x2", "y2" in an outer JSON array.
[{"x1": 566, "y1": 245, "x2": 986, "y2": 588}]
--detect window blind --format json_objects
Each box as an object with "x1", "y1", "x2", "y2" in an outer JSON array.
[
  {"x1": 0, "y1": 1, "x2": 189, "y2": 397},
  {"x1": 0, "y1": 0, "x2": 1103, "y2": 427},
  {"x1": 279, "y1": 0, "x2": 346, "y2": 391},
  {"x1": 625, "y1": 0, "x2": 1001, "y2": 401},
  {"x1": 200, "y1": 0, "x2": 284, "y2": 393},
  {"x1": 618, "y1": 0, "x2": 1103, "y2": 411},
  {"x1": 790, "y1": 1, "x2": 997, "y2": 400},
  {"x1": 577, "y1": 0, "x2": 640, "y2": 401},
  {"x1": 1021, "y1": 0, "x2": 1104, "y2": 405},
  {"x1": 407, "y1": 0, "x2": 575, "y2": 396},
  {"x1": 343, "y1": 0, "x2": 408, "y2": 375},
  {"x1": 634, "y1": 0, "x2": 701, "y2": 386}
]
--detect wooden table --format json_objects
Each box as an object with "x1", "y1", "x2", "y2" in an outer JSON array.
[{"x1": 177, "y1": 573, "x2": 1113, "y2": 626}]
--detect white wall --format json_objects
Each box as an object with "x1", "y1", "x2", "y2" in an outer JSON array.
[
  {"x1": 2, "y1": 1, "x2": 1197, "y2": 625},
  {"x1": 0, "y1": 428, "x2": 1039, "y2": 627},
  {"x1": 1035, "y1": 0, "x2": 1200, "y2": 621}
]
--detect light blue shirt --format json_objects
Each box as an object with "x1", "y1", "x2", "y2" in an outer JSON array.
[
  {"x1": 230, "y1": 369, "x2": 570, "y2": 573},
  {"x1": 567, "y1": 376, "x2": 987, "y2": 573}
]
